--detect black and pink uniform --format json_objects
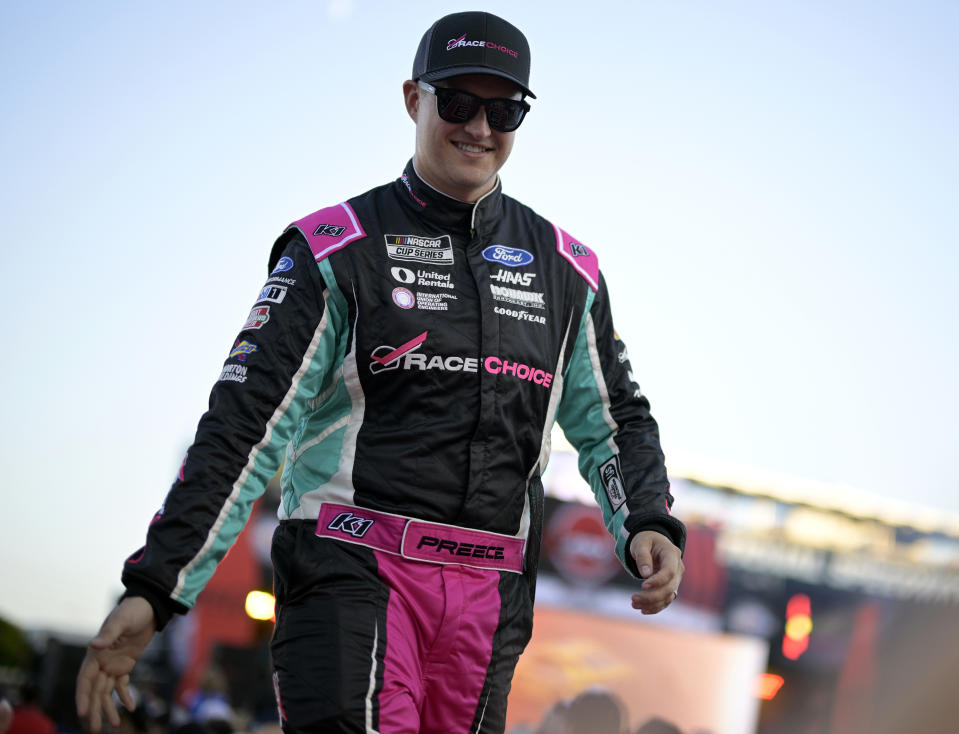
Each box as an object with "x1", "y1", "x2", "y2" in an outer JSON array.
[{"x1": 122, "y1": 162, "x2": 685, "y2": 732}]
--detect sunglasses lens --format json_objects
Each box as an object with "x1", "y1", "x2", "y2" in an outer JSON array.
[
  {"x1": 434, "y1": 88, "x2": 527, "y2": 132},
  {"x1": 487, "y1": 101, "x2": 525, "y2": 132},
  {"x1": 436, "y1": 90, "x2": 481, "y2": 124}
]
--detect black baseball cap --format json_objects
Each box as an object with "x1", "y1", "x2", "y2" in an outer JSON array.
[{"x1": 412, "y1": 11, "x2": 536, "y2": 99}]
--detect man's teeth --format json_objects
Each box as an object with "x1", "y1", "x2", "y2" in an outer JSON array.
[{"x1": 455, "y1": 142, "x2": 488, "y2": 153}]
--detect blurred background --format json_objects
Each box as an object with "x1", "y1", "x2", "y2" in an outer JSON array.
[{"x1": 1, "y1": 1, "x2": 957, "y2": 733}]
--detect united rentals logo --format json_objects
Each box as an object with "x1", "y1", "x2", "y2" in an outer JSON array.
[
  {"x1": 385, "y1": 234, "x2": 454, "y2": 265},
  {"x1": 327, "y1": 511, "x2": 375, "y2": 538}
]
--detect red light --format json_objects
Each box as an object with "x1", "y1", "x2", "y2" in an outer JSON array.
[
  {"x1": 786, "y1": 593, "x2": 810, "y2": 618},
  {"x1": 755, "y1": 673, "x2": 785, "y2": 700},
  {"x1": 782, "y1": 593, "x2": 812, "y2": 660},
  {"x1": 782, "y1": 634, "x2": 809, "y2": 660}
]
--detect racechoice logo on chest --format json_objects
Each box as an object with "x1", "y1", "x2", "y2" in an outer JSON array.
[
  {"x1": 368, "y1": 331, "x2": 553, "y2": 388},
  {"x1": 385, "y1": 234, "x2": 454, "y2": 265}
]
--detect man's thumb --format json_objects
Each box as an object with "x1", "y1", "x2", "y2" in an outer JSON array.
[
  {"x1": 630, "y1": 536, "x2": 653, "y2": 579},
  {"x1": 89, "y1": 616, "x2": 123, "y2": 650}
]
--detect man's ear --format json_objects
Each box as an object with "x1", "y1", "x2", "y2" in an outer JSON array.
[{"x1": 402, "y1": 80, "x2": 419, "y2": 123}]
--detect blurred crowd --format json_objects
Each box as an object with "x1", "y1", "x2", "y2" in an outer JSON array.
[
  {"x1": 507, "y1": 686, "x2": 710, "y2": 734},
  {"x1": 1, "y1": 649, "x2": 704, "y2": 734},
  {"x1": 0, "y1": 678, "x2": 710, "y2": 734},
  {"x1": 0, "y1": 670, "x2": 279, "y2": 734}
]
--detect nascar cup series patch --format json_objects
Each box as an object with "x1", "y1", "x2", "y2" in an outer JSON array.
[{"x1": 384, "y1": 234, "x2": 454, "y2": 265}]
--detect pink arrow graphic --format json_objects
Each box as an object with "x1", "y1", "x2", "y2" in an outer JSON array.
[{"x1": 371, "y1": 331, "x2": 429, "y2": 366}]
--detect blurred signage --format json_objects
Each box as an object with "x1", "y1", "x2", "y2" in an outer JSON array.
[
  {"x1": 542, "y1": 502, "x2": 621, "y2": 586},
  {"x1": 717, "y1": 530, "x2": 959, "y2": 603}
]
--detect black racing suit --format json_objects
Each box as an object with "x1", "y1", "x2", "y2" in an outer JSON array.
[{"x1": 122, "y1": 162, "x2": 685, "y2": 732}]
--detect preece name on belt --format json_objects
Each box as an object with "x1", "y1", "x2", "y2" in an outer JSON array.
[{"x1": 416, "y1": 535, "x2": 507, "y2": 560}]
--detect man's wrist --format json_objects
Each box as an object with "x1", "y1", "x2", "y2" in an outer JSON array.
[{"x1": 119, "y1": 587, "x2": 177, "y2": 631}]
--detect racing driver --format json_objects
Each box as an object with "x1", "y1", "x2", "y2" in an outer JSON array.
[{"x1": 76, "y1": 10, "x2": 685, "y2": 734}]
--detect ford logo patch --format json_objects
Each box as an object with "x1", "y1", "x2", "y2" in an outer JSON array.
[{"x1": 481, "y1": 245, "x2": 534, "y2": 267}]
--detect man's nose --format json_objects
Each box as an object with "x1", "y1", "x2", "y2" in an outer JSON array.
[{"x1": 463, "y1": 104, "x2": 492, "y2": 137}]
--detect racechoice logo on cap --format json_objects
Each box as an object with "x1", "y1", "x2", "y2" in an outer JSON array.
[
  {"x1": 446, "y1": 33, "x2": 519, "y2": 58},
  {"x1": 482, "y1": 245, "x2": 534, "y2": 267}
]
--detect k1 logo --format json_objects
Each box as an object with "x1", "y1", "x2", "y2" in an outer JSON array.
[
  {"x1": 570, "y1": 242, "x2": 589, "y2": 257},
  {"x1": 314, "y1": 223, "x2": 347, "y2": 237},
  {"x1": 327, "y1": 511, "x2": 375, "y2": 538}
]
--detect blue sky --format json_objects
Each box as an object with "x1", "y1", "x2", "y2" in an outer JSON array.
[{"x1": 1, "y1": 1, "x2": 957, "y2": 633}]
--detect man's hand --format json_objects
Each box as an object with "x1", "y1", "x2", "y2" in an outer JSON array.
[
  {"x1": 629, "y1": 531, "x2": 684, "y2": 615},
  {"x1": 75, "y1": 596, "x2": 156, "y2": 732}
]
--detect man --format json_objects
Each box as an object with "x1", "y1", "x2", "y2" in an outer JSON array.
[{"x1": 76, "y1": 11, "x2": 685, "y2": 734}]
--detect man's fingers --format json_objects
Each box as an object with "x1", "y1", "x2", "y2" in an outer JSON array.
[
  {"x1": 640, "y1": 567, "x2": 672, "y2": 589},
  {"x1": 631, "y1": 589, "x2": 676, "y2": 615},
  {"x1": 102, "y1": 684, "x2": 121, "y2": 728},
  {"x1": 89, "y1": 670, "x2": 114, "y2": 734},
  {"x1": 75, "y1": 654, "x2": 97, "y2": 717},
  {"x1": 87, "y1": 692, "x2": 102, "y2": 734},
  {"x1": 643, "y1": 546, "x2": 684, "y2": 590},
  {"x1": 116, "y1": 674, "x2": 135, "y2": 712},
  {"x1": 632, "y1": 544, "x2": 654, "y2": 580}
]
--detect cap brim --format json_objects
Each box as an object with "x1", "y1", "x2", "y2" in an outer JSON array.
[{"x1": 419, "y1": 67, "x2": 536, "y2": 99}]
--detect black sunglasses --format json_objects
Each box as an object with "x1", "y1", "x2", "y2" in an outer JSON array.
[{"x1": 418, "y1": 81, "x2": 531, "y2": 133}]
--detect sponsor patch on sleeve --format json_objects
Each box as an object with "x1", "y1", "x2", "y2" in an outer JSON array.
[
  {"x1": 257, "y1": 284, "x2": 288, "y2": 304},
  {"x1": 271, "y1": 256, "x2": 294, "y2": 274},
  {"x1": 243, "y1": 305, "x2": 271, "y2": 330},
  {"x1": 230, "y1": 339, "x2": 259, "y2": 361},
  {"x1": 598, "y1": 455, "x2": 627, "y2": 511}
]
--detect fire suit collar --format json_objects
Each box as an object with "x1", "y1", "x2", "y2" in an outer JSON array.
[{"x1": 398, "y1": 160, "x2": 503, "y2": 238}]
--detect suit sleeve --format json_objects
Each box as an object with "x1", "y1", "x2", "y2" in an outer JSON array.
[
  {"x1": 555, "y1": 272, "x2": 685, "y2": 579},
  {"x1": 121, "y1": 234, "x2": 346, "y2": 627}
]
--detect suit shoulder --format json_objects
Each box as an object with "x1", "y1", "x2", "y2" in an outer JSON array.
[
  {"x1": 503, "y1": 195, "x2": 599, "y2": 292},
  {"x1": 285, "y1": 201, "x2": 368, "y2": 264}
]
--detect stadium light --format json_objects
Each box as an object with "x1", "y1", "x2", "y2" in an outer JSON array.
[
  {"x1": 245, "y1": 590, "x2": 276, "y2": 621},
  {"x1": 781, "y1": 593, "x2": 812, "y2": 660}
]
